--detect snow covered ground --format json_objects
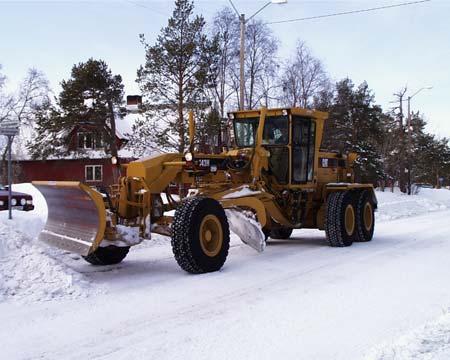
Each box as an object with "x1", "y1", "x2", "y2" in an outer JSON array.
[{"x1": 1, "y1": 185, "x2": 450, "y2": 359}]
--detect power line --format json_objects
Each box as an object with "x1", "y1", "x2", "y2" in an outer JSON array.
[
  {"x1": 123, "y1": 0, "x2": 169, "y2": 18},
  {"x1": 266, "y1": 0, "x2": 431, "y2": 25}
]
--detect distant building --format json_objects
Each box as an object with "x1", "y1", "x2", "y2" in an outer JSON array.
[{"x1": 13, "y1": 96, "x2": 143, "y2": 187}]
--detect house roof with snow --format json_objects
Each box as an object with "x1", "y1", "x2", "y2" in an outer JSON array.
[{"x1": 9, "y1": 96, "x2": 144, "y2": 161}]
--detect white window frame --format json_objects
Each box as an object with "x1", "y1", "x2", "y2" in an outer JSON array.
[
  {"x1": 78, "y1": 131, "x2": 93, "y2": 149},
  {"x1": 85, "y1": 165, "x2": 103, "y2": 182},
  {"x1": 78, "y1": 131, "x2": 103, "y2": 149}
]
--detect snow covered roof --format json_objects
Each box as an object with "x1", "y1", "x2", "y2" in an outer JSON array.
[{"x1": 7, "y1": 111, "x2": 144, "y2": 161}]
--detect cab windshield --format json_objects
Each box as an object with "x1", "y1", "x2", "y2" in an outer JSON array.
[
  {"x1": 234, "y1": 115, "x2": 290, "y2": 148},
  {"x1": 234, "y1": 117, "x2": 258, "y2": 147}
]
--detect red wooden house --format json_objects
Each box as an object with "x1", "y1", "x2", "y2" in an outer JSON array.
[{"x1": 15, "y1": 96, "x2": 141, "y2": 187}]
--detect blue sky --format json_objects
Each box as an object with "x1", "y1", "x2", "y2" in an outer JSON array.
[{"x1": 0, "y1": 0, "x2": 448, "y2": 137}]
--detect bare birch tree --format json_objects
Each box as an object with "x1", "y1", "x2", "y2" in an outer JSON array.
[
  {"x1": 210, "y1": 7, "x2": 239, "y2": 117},
  {"x1": 0, "y1": 67, "x2": 50, "y2": 180},
  {"x1": 280, "y1": 41, "x2": 328, "y2": 108},
  {"x1": 242, "y1": 19, "x2": 279, "y2": 109}
]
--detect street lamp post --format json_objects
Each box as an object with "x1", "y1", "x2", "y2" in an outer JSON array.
[
  {"x1": 406, "y1": 86, "x2": 432, "y2": 195},
  {"x1": 229, "y1": 0, "x2": 287, "y2": 110},
  {"x1": 0, "y1": 120, "x2": 19, "y2": 220}
]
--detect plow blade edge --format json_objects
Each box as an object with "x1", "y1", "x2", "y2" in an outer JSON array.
[{"x1": 33, "y1": 181, "x2": 107, "y2": 256}]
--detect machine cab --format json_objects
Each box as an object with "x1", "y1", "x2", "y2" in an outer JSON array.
[{"x1": 231, "y1": 108, "x2": 327, "y2": 188}]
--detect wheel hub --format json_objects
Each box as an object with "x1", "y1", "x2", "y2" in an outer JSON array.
[
  {"x1": 363, "y1": 202, "x2": 373, "y2": 231},
  {"x1": 199, "y1": 214, "x2": 223, "y2": 257},
  {"x1": 344, "y1": 204, "x2": 355, "y2": 236}
]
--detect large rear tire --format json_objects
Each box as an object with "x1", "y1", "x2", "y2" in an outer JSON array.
[
  {"x1": 172, "y1": 197, "x2": 230, "y2": 274},
  {"x1": 325, "y1": 191, "x2": 356, "y2": 247},
  {"x1": 270, "y1": 227, "x2": 293, "y2": 239},
  {"x1": 355, "y1": 190, "x2": 375, "y2": 242},
  {"x1": 83, "y1": 245, "x2": 130, "y2": 265}
]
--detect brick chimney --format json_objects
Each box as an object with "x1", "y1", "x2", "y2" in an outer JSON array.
[{"x1": 126, "y1": 95, "x2": 142, "y2": 113}]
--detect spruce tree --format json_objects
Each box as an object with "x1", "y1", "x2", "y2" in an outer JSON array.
[
  {"x1": 28, "y1": 59, "x2": 124, "y2": 160},
  {"x1": 322, "y1": 79, "x2": 384, "y2": 184},
  {"x1": 134, "y1": 0, "x2": 218, "y2": 154}
]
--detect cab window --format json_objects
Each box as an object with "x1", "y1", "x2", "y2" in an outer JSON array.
[
  {"x1": 234, "y1": 118, "x2": 258, "y2": 147},
  {"x1": 262, "y1": 115, "x2": 289, "y2": 145}
]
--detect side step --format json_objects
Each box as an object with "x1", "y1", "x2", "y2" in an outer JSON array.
[{"x1": 32, "y1": 181, "x2": 107, "y2": 256}]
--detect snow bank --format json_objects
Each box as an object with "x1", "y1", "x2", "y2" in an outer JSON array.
[
  {"x1": 366, "y1": 310, "x2": 450, "y2": 360},
  {"x1": 375, "y1": 188, "x2": 450, "y2": 222},
  {"x1": 0, "y1": 183, "x2": 47, "y2": 239},
  {"x1": 0, "y1": 184, "x2": 90, "y2": 303}
]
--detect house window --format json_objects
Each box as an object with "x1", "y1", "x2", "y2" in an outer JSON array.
[
  {"x1": 78, "y1": 131, "x2": 103, "y2": 149},
  {"x1": 85, "y1": 165, "x2": 103, "y2": 182}
]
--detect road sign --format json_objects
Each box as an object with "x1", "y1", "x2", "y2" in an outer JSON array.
[{"x1": 0, "y1": 120, "x2": 19, "y2": 136}]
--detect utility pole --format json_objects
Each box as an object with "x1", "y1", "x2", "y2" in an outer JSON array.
[
  {"x1": 229, "y1": 0, "x2": 287, "y2": 110},
  {"x1": 239, "y1": 13, "x2": 245, "y2": 110},
  {"x1": 392, "y1": 87, "x2": 407, "y2": 193},
  {"x1": 405, "y1": 86, "x2": 432, "y2": 195},
  {"x1": 407, "y1": 95, "x2": 412, "y2": 195}
]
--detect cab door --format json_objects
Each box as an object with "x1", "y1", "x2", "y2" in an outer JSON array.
[
  {"x1": 291, "y1": 116, "x2": 316, "y2": 184},
  {"x1": 262, "y1": 114, "x2": 290, "y2": 184}
]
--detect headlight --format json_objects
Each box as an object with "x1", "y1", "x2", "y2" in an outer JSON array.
[
  {"x1": 185, "y1": 152, "x2": 193, "y2": 162},
  {"x1": 11, "y1": 198, "x2": 17, "y2": 206},
  {"x1": 20, "y1": 198, "x2": 26, "y2": 206},
  {"x1": 0, "y1": 201, "x2": 4, "y2": 206}
]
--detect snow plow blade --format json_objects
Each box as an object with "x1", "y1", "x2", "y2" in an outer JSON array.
[{"x1": 32, "y1": 181, "x2": 107, "y2": 256}]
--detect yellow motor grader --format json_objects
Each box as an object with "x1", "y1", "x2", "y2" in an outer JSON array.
[{"x1": 33, "y1": 107, "x2": 377, "y2": 273}]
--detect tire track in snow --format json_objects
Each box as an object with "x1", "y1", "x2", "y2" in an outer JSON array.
[{"x1": 37, "y1": 212, "x2": 450, "y2": 360}]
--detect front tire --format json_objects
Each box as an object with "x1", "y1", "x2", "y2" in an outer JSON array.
[
  {"x1": 83, "y1": 245, "x2": 130, "y2": 265},
  {"x1": 172, "y1": 197, "x2": 230, "y2": 274},
  {"x1": 325, "y1": 191, "x2": 356, "y2": 247}
]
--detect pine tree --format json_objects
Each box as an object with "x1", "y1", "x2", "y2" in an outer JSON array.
[
  {"x1": 134, "y1": 0, "x2": 218, "y2": 154},
  {"x1": 322, "y1": 79, "x2": 384, "y2": 184},
  {"x1": 410, "y1": 114, "x2": 450, "y2": 187},
  {"x1": 28, "y1": 59, "x2": 124, "y2": 160}
]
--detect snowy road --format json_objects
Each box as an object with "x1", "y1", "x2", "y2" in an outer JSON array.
[{"x1": 3, "y1": 207, "x2": 450, "y2": 359}]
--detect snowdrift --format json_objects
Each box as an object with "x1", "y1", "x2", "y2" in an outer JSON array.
[
  {"x1": 375, "y1": 188, "x2": 450, "y2": 222},
  {"x1": 0, "y1": 184, "x2": 90, "y2": 303},
  {"x1": 366, "y1": 310, "x2": 450, "y2": 360}
]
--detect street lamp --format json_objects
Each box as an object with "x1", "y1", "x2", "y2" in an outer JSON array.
[
  {"x1": 406, "y1": 86, "x2": 432, "y2": 194},
  {"x1": 229, "y1": 0, "x2": 287, "y2": 110}
]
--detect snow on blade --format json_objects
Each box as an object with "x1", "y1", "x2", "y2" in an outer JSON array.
[
  {"x1": 225, "y1": 209, "x2": 266, "y2": 252},
  {"x1": 99, "y1": 225, "x2": 143, "y2": 247}
]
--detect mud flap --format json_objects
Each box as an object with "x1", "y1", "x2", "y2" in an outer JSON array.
[{"x1": 32, "y1": 181, "x2": 106, "y2": 256}]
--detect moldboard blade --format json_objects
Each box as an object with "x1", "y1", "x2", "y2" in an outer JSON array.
[{"x1": 33, "y1": 181, "x2": 106, "y2": 256}]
